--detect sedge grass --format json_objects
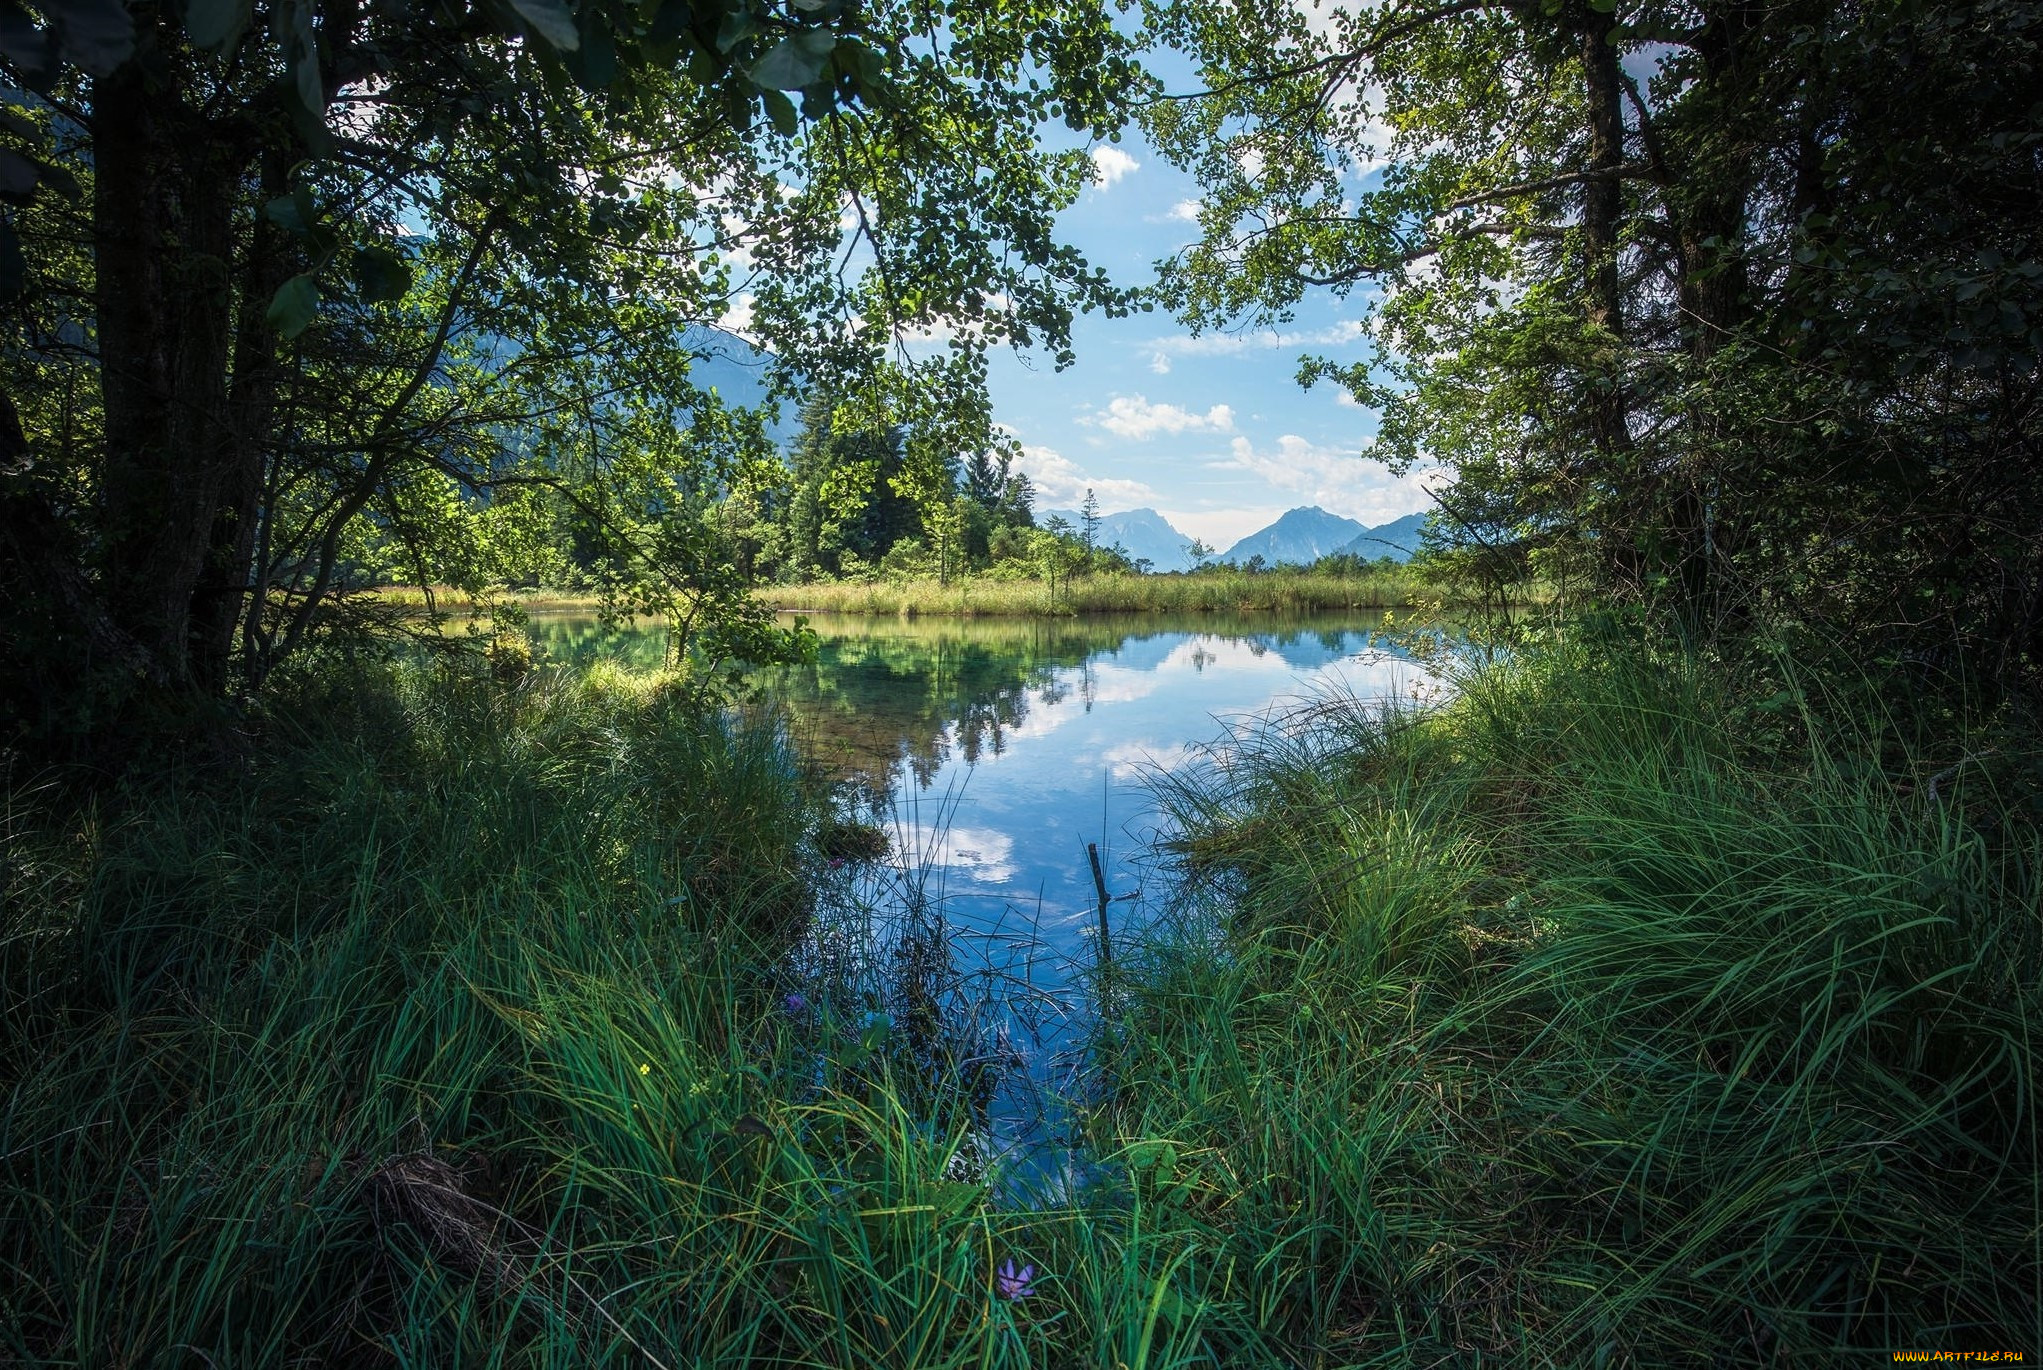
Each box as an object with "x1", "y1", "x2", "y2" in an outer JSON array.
[
  {"x1": 0, "y1": 656, "x2": 1261, "y2": 1367},
  {"x1": 1117, "y1": 635, "x2": 2041, "y2": 1363}
]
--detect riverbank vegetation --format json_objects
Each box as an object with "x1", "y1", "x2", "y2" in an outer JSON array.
[
  {"x1": 1108, "y1": 633, "x2": 2041, "y2": 1360},
  {"x1": 8, "y1": 638, "x2": 2032, "y2": 1365},
  {"x1": 761, "y1": 560, "x2": 1430, "y2": 617}
]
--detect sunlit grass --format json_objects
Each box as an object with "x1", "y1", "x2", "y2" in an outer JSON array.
[{"x1": 761, "y1": 568, "x2": 1434, "y2": 617}]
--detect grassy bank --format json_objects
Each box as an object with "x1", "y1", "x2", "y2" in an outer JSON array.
[
  {"x1": 1102, "y1": 637, "x2": 2042, "y2": 1361},
  {"x1": 370, "y1": 568, "x2": 1437, "y2": 620},
  {"x1": 762, "y1": 567, "x2": 1432, "y2": 617},
  {"x1": 6, "y1": 640, "x2": 2034, "y2": 1365},
  {"x1": 370, "y1": 584, "x2": 612, "y2": 614},
  {"x1": 0, "y1": 658, "x2": 1291, "y2": 1367}
]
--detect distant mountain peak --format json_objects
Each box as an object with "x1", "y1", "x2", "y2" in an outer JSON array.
[
  {"x1": 1041, "y1": 506, "x2": 1202, "y2": 572},
  {"x1": 1220, "y1": 506, "x2": 1368, "y2": 565},
  {"x1": 1221, "y1": 506, "x2": 1435, "y2": 565}
]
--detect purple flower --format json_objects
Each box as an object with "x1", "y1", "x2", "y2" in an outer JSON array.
[
  {"x1": 827, "y1": 857, "x2": 846, "y2": 870},
  {"x1": 782, "y1": 992, "x2": 807, "y2": 1015},
  {"x1": 995, "y1": 1257, "x2": 1038, "y2": 1300}
]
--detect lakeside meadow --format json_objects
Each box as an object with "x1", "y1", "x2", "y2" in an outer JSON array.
[{"x1": 759, "y1": 566, "x2": 1434, "y2": 617}]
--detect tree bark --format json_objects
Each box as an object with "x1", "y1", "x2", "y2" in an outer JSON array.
[
  {"x1": 190, "y1": 149, "x2": 292, "y2": 695},
  {"x1": 91, "y1": 40, "x2": 254, "y2": 693}
]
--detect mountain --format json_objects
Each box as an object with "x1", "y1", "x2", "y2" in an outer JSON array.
[
  {"x1": 1334, "y1": 510, "x2": 1432, "y2": 563},
  {"x1": 1040, "y1": 507, "x2": 1202, "y2": 572},
  {"x1": 1219, "y1": 507, "x2": 1369, "y2": 565},
  {"x1": 686, "y1": 331, "x2": 798, "y2": 445}
]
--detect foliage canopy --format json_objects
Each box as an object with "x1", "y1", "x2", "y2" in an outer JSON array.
[
  {"x1": 1143, "y1": 0, "x2": 2043, "y2": 689},
  {"x1": 0, "y1": 0, "x2": 1146, "y2": 753}
]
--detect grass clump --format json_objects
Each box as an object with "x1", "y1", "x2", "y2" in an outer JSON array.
[
  {"x1": 760, "y1": 567, "x2": 1435, "y2": 618},
  {"x1": 1103, "y1": 635, "x2": 2042, "y2": 1363},
  {"x1": 0, "y1": 659, "x2": 1198, "y2": 1367}
]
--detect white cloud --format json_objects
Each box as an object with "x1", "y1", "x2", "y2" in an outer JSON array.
[
  {"x1": 1167, "y1": 198, "x2": 1202, "y2": 222},
  {"x1": 1149, "y1": 319, "x2": 1368, "y2": 357},
  {"x1": 1148, "y1": 352, "x2": 1172, "y2": 375},
  {"x1": 1221, "y1": 434, "x2": 1439, "y2": 525},
  {"x1": 716, "y1": 292, "x2": 757, "y2": 342},
  {"x1": 1102, "y1": 741, "x2": 1198, "y2": 781},
  {"x1": 1085, "y1": 394, "x2": 1236, "y2": 441},
  {"x1": 1335, "y1": 389, "x2": 1363, "y2": 407},
  {"x1": 930, "y1": 825, "x2": 1017, "y2": 884},
  {"x1": 1155, "y1": 505, "x2": 1292, "y2": 550},
  {"x1": 1013, "y1": 443, "x2": 1156, "y2": 507},
  {"x1": 1089, "y1": 146, "x2": 1140, "y2": 188}
]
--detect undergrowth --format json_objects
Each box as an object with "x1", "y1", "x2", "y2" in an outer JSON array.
[
  {"x1": 4, "y1": 637, "x2": 2035, "y2": 1366},
  {"x1": 1117, "y1": 634, "x2": 2042, "y2": 1363}
]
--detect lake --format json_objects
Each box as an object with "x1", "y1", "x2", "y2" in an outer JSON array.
[{"x1": 528, "y1": 608, "x2": 1438, "y2": 1181}]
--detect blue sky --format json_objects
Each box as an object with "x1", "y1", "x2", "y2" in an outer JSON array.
[{"x1": 973, "y1": 129, "x2": 1439, "y2": 549}]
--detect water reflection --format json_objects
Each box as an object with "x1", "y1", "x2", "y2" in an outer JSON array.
[{"x1": 531, "y1": 607, "x2": 1439, "y2": 1186}]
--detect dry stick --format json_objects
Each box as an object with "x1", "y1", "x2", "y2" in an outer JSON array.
[{"x1": 1086, "y1": 842, "x2": 1113, "y2": 970}]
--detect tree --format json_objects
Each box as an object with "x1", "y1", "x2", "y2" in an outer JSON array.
[
  {"x1": 1143, "y1": 0, "x2": 2043, "y2": 686},
  {"x1": 0, "y1": 0, "x2": 1148, "y2": 754},
  {"x1": 1079, "y1": 486, "x2": 1101, "y2": 555}
]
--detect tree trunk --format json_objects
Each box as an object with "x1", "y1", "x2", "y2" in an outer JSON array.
[
  {"x1": 91, "y1": 47, "x2": 253, "y2": 694},
  {"x1": 190, "y1": 150, "x2": 292, "y2": 695},
  {"x1": 1662, "y1": 2, "x2": 1760, "y2": 635},
  {"x1": 1578, "y1": 3, "x2": 1626, "y2": 338},
  {"x1": 1574, "y1": 1, "x2": 1643, "y2": 596}
]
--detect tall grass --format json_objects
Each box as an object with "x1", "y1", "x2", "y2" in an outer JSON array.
[
  {"x1": 0, "y1": 660, "x2": 1201, "y2": 1367},
  {"x1": 6, "y1": 638, "x2": 2034, "y2": 1365},
  {"x1": 762, "y1": 568, "x2": 1432, "y2": 617},
  {"x1": 1118, "y1": 637, "x2": 2041, "y2": 1363}
]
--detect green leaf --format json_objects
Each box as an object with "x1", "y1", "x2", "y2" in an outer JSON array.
[
  {"x1": 353, "y1": 244, "x2": 412, "y2": 303},
  {"x1": 0, "y1": 8, "x2": 60, "y2": 87},
  {"x1": 285, "y1": 0, "x2": 321, "y2": 115},
  {"x1": 184, "y1": 0, "x2": 250, "y2": 49},
  {"x1": 569, "y1": 16, "x2": 616, "y2": 88},
  {"x1": 266, "y1": 273, "x2": 320, "y2": 339},
  {"x1": 835, "y1": 36, "x2": 885, "y2": 96},
  {"x1": 749, "y1": 28, "x2": 833, "y2": 90},
  {"x1": 0, "y1": 109, "x2": 43, "y2": 144},
  {"x1": 760, "y1": 87, "x2": 797, "y2": 136},
  {"x1": 35, "y1": 159, "x2": 79, "y2": 202},
  {"x1": 263, "y1": 188, "x2": 315, "y2": 234},
  {"x1": 509, "y1": 0, "x2": 581, "y2": 50},
  {"x1": 714, "y1": 7, "x2": 757, "y2": 53}
]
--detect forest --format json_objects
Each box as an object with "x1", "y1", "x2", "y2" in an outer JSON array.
[{"x1": 2, "y1": 0, "x2": 2039, "y2": 1363}]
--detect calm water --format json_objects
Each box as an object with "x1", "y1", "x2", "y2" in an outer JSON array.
[{"x1": 529, "y1": 608, "x2": 1437, "y2": 1179}]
